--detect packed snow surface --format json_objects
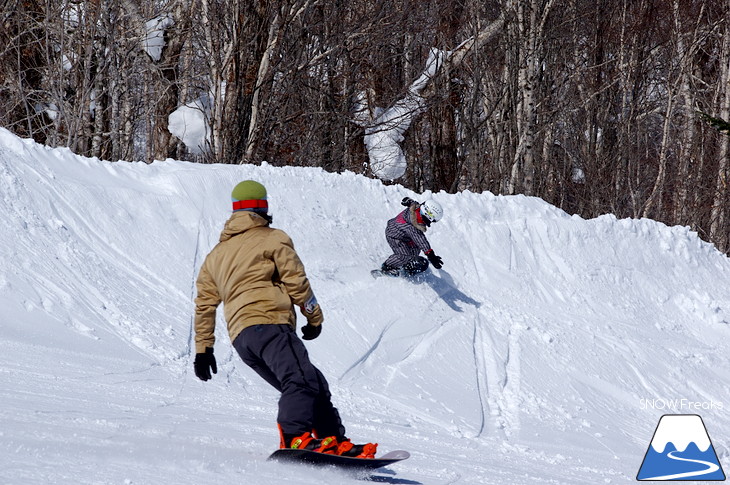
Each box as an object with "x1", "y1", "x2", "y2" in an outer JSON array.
[{"x1": 1, "y1": 127, "x2": 729, "y2": 484}]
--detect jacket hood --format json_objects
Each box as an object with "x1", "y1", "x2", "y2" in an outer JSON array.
[
  {"x1": 408, "y1": 204, "x2": 428, "y2": 233},
  {"x1": 219, "y1": 211, "x2": 270, "y2": 242}
]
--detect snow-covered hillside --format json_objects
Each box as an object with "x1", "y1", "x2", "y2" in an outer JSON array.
[{"x1": 1, "y1": 127, "x2": 729, "y2": 484}]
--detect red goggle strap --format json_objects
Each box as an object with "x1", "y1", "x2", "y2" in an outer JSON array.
[{"x1": 232, "y1": 199, "x2": 268, "y2": 211}]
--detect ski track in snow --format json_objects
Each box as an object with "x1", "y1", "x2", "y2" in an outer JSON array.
[{"x1": 1, "y1": 129, "x2": 730, "y2": 484}]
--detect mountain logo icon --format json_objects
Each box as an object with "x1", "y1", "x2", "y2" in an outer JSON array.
[{"x1": 637, "y1": 414, "x2": 726, "y2": 481}]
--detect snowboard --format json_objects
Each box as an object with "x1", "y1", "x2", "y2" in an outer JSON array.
[
  {"x1": 371, "y1": 269, "x2": 398, "y2": 278},
  {"x1": 268, "y1": 448, "x2": 410, "y2": 470},
  {"x1": 371, "y1": 268, "x2": 429, "y2": 281}
]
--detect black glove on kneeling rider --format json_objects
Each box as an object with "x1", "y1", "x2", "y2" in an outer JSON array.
[{"x1": 426, "y1": 250, "x2": 443, "y2": 269}]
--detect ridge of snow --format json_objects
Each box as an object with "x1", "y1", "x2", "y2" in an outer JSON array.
[{"x1": 1, "y1": 127, "x2": 729, "y2": 484}]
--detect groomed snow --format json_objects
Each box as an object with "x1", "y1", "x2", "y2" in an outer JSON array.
[{"x1": 1, "y1": 127, "x2": 729, "y2": 484}]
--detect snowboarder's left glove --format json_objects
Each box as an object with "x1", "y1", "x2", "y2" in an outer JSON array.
[
  {"x1": 194, "y1": 347, "x2": 217, "y2": 381},
  {"x1": 301, "y1": 324, "x2": 322, "y2": 340},
  {"x1": 401, "y1": 197, "x2": 418, "y2": 207},
  {"x1": 426, "y1": 250, "x2": 443, "y2": 269}
]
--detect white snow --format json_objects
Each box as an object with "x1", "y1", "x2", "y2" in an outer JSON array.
[
  {"x1": 143, "y1": 14, "x2": 174, "y2": 62},
  {"x1": 168, "y1": 94, "x2": 212, "y2": 155},
  {"x1": 360, "y1": 48, "x2": 446, "y2": 181},
  {"x1": 1, "y1": 127, "x2": 729, "y2": 484}
]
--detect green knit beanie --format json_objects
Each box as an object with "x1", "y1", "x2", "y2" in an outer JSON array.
[{"x1": 231, "y1": 180, "x2": 268, "y2": 212}]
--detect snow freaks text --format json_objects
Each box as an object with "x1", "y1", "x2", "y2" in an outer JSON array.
[{"x1": 640, "y1": 399, "x2": 724, "y2": 411}]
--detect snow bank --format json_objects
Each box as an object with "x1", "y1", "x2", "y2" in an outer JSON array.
[{"x1": 0, "y1": 128, "x2": 729, "y2": 484}]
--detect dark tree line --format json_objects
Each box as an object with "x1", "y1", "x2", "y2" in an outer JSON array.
[{"x1": 1, "y1": 0, "x2": 729, "y2": 252}]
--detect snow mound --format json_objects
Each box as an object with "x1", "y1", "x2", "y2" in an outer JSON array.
[{"x1": 1, "y1": 127, "x2": 729, "y2": 484}]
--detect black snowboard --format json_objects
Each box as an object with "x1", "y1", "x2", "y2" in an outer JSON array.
[
  {"x1": 268, "y1": 448, "x2": 410, "y2": 470},
  {"x1": 372, "y1": 268, "x2": 430, "y2": 281},
  {"x1": 371, "y1": 269, "x2": 398, "y2": 278}
]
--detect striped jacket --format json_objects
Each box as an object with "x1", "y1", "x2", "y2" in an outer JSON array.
[{"x1": 383, "y1": 203, "x2": 432, "y2": 267}]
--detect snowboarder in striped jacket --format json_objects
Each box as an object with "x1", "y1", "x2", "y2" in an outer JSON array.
[{"x1": 380, "y1": 197, "x2": 444, "y2": 276}]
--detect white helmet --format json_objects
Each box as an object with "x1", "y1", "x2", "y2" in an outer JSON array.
[{"x1": 420, "y1": 199, "x2": 443, "y2": 223}]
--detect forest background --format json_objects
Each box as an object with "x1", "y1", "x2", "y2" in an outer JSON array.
[{"x1": 2, "y1": 0, "x2": 729, "y2": 253}]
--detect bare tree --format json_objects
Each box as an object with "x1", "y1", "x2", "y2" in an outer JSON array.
[
  {"x1": 1, "y1": 0, "x2": 729, "y2": 253},
  {"x1": 709, "y1": 9, "x2": 730, "y2": 252},
  {"x1": 0, "y1": 0, "x2": 51, "y2": 143}
]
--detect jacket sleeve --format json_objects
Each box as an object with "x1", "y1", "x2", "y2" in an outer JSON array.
[
  {"x1": 194, "y1": 257, "x2": 221, "y2": 353},
  {"x1": 271, "y1": 231, "x2": 324, "y2": 327},
  {"x1": 405, "y1": 223, "x2": 432, "y2": 254}
]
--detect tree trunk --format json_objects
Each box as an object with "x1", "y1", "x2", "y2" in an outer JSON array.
[
  {"x1": 507, "y1": 0, "x2": 553, "y2": 196},
  {"x1": 672, "y1": 0, "x2": 700, "y2": 226},
  {"x1": 642, "y1": 91, "x2": 673, "y2": 219},
  {"x1": 710, "y1": 17, "x2": 730, "y2": 252},
  {"x1": 429, "y1": 0, "x2": 463, "y2": 192}
]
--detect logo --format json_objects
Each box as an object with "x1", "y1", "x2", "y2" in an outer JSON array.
[
  {"x1": 303, "y1": 294, "x2": 318, "y2": 314},
  {"x1": 640, "y1": 399, "x2": 724, "y2": 412},
  {"x1": 637, "y1": 414, "x2": 725, "y2": 481}
]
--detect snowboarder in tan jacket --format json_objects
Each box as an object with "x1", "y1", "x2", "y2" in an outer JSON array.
[{"x1": 193, "y1": 180, "x2": 376, "y2": 458}]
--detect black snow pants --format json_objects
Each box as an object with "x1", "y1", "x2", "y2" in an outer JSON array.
[{"x1": 232, "y1": 324, "x2": 346, "y2": 441}]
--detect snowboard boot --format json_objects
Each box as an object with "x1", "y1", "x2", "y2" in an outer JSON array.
[
  {"x1": 336, "y1": 440, "x2": 378, "y2": 459},
  {"x1": 380, "y1": 262, "x2": 401, "y2": 277},
  {"x1": 402, "y1": 256, "x2": 428, "y2": 276},
  {"x1": 286, "y1": 432, "x2": 339, "y2": 454}
]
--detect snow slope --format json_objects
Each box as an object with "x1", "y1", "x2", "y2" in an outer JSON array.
[{"x1": 1, "y1": 127, "x2": 729, "y2": 484}]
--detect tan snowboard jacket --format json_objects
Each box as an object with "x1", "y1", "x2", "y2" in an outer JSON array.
[{"x1": 194, "y1": 211, "x2": 323, "y2": 354}]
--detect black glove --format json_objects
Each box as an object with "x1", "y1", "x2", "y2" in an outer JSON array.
[
  {"x1": 401, "y1": 197, "x2": 417, "y2": 207},
  {"x1": 426, "y1": 250, "x2": 443, "y2": 269},
  {"x1": 194, "y1": 347, "x2": 217, "y2": 381},
  {"x1": 301, "y1": 324, "x2": 322, "y2": 340}
]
